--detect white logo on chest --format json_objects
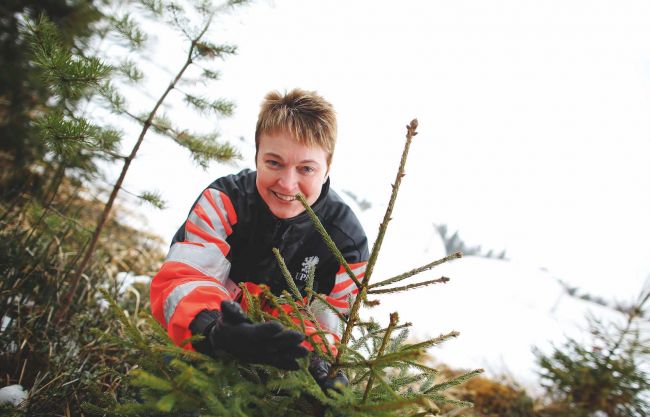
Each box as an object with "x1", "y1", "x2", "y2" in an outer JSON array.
[{"x1": 295, "y1": 256, "x2": 319, "y2": 282}]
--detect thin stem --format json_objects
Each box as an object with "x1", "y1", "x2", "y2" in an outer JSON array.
[
  {"x1": 295, "y1": 193, "x2": 362, "y2": 289},
  {"x1": 369, "y1": 252, "x2": 461, "y2": 289},
  {"x1": 402, "y1": 330, "x2": 460, "y2": 352},
  {"x1": 272, "y1": 248, "x2": 303, "y2": 301},
  {"x1": 60, "y1": 17, "x2": 214, "y2": 314},
  {"x1": 333, "y1": 120, "x2": 419, "y2": 369},
  {"x1": 368, "y1": 277, "x2": 450, "y2": 295},
  {"x1": 363, "y1": 312, "x2": 398, "y2": 402},
  {"x1": 365, "y1": 119, "x2": 418, "y2": 284},
  {"x1": 272, "y1": 249, "x2": 336, "y2": 359}
]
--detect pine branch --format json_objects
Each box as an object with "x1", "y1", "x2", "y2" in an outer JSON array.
[
  {"x1": 363, "y1": 312, "x2": 399, "y2": 402},
  {"x1": 62, "y1": 13, "x2": 218, "y2": 314},
  {"x1": 183, "y1": 94, "x2": 234, "y2": 116},
  {"x1": 305, "y1": 262, "x2": 316, "y2": 305},
  {"x1": 139, "y1": 190, "x2": 167, "y2": 209},
  {"x1": 350, "y1": 322, "x2": 412, "y2": 355},
  {"x1": 273, "y1": 247, "x2": 303, "y2": 301},
  {"x1": 401, "y1": 330, "x2": 460, "y2": 352},
  {"x1": 401, "y1": 360, "x2": 440, "y2": 376},
  {"x1": 240, "y1": 284, "x2": 262, "y2": 322},
  {"x1": 272, "y1": 248, "x2": 336, "y2": 359},
  {"x1": 110, "y1": 13, "x2": 147, "y2": 49},
  {"x1": 369, "y1": 252, "x2": 461, "y2": 289},
  {"x1": 116, "y1": 58, "x2": 144, "y2": 82},
  {"x1": 295, "y1": 193, "x2": 362, "y2": 290},
  {"x1": 353, "y1": 393, "x2": 438, "y2": 414},
  {"x1": 365, "y1": 119, "x2": 418, "y2": 284},
  {"x1": 423, "y1": 369, "x2": 484, "y2": 394},
  {"x1": 336, "y1": 120, "x2": 419, "y2": 371},
  {"x1": 368, "y1": 277, "x2": 450, "y2": 295}
]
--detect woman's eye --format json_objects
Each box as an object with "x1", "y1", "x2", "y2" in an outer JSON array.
[
  {"x1": 299, "y1": 166, "x2": 315, "y2": 174},
  {"x1": 266, "y1": 160, "x2": 280, "y2": 168}
]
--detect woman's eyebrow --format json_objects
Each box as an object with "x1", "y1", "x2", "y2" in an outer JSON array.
[
  {"x1": 263, "y1": 152, "x2": 284, "y2": 161},
  {"x1": 263, "y1": 152, "x2": 320, "y2": 166}
]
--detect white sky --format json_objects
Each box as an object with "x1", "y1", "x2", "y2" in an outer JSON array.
[{"x1": 114, "y1": 0, "x2": 650, "y2": 383}]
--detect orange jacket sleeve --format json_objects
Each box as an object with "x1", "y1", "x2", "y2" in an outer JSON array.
[{"x1": 150, "y1": 188, "x2": 239, "y2": 348}]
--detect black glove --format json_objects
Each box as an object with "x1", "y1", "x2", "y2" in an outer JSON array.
[
  {"x1": 191, "y1": 301, "x2": 309, "y2": 370},
  {"x1": 309, "y1": 355, "x2": 349, "y2": 393}
]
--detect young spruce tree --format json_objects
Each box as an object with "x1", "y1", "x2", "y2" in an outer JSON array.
[
  {"x1": 94, "y1": 120, "x2": 483, "y2": 417},
  {"x1": 535, "y1": 286, "x2": 649, "y2": 417}
]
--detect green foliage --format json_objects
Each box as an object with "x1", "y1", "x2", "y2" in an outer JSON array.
[
  {"x1": 184, "y1": 94, "x2": 236, "y2": 117},
  {"x1": 535, "y1": 289, "x2": 650, "y2": 417},
  {"x1": 0, "y1": 0, "x2": 103, "y2": 186},
  {"x1": 109, "y1": 13, "x2": 148, "y2": 48},
  {"x1": 26, "y1": 16, "x2": 112, "y2": 101},
  {"x1": 139, "y1": 190, "x2": 167, "y2": 210},
  {"x1": 95, "y1": 286, "x2": 476, "y2": 417},
  {"x1": 90, "y1": 121, "x2": 481, "y2": 416},
  {"x1": 1, "y1": 1, "x2": 247, "y2": 415},
  {"x1": 0, "y1": 185, "x2": 165, "y2": 415}
]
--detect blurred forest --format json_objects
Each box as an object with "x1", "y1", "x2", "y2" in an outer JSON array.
[{"x1": 1, "y1": 1, "x2": 648, "y2": 416}]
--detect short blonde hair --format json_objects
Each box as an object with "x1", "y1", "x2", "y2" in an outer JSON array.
[{"x1": 255, "y1": 89, "x2": 337, "y2": 165}]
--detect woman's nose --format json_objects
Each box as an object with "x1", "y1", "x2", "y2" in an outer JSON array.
[{"x1": 276, "y1": 169, "x2": 297, "y2": 191}]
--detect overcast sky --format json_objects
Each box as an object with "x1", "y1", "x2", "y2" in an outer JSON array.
[
  {"x1": 114, "y1": 0, "x2": 650, "y2": 380},
  {"x1": 124, "y1": 0, "x2": 650, "y2": 292}
]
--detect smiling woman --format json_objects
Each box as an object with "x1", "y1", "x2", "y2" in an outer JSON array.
[{"x1": 150, "y1": 88, "x2": 369, "y2": 391}]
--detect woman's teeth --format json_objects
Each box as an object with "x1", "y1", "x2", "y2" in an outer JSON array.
[{"x1": 273, "y1": 191, "x2": 296, "y2": 201}]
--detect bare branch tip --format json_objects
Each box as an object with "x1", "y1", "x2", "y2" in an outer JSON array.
[
  {"x1": 389, "y1": 312, "x2": 399, "y2": 324},
  {"x1": 364, "y1": 299, "x2": 381, "y2": 307}
]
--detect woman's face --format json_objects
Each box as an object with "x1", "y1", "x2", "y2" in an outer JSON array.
[{"x1": 255, "y1": 131, "x2": 329, "y2": 219}]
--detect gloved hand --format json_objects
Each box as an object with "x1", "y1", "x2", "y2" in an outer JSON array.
[
  {"x1": 309, "y1": 355, "x2": 349, "y2": 393},
  {"x1": 197, "y1": 301, "x2": 309, "y2": 370}
]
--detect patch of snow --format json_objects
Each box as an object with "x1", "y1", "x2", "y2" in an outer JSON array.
[
  {"x1": 1, "y1": 315, "x2": 11, "y2": 332},
  {"x1": 0, "y1": 384, "x2": 27, "y2": 406}
]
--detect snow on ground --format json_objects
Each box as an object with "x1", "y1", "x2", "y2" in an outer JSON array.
[
  {"x1": 0, "y1": 384, "x2": 27, "y2": 406},
  {"x1": 348, "y1": 193, "x2": 620, "y2": 391}
]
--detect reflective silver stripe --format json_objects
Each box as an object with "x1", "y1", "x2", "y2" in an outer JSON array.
[
  {"x1": 187, "y1": 211, "x2": 219, "y2": 241},
  {"x1": 163, "y1": 280, "x2": 227, "y2": 325},
  {"x1": 330, "y1": 264, "x2": 365, "y2": 299},
  {"x1": 209, "y1": 189, "x2": 233, "y2": 227},
  {"x1": 200, "y1": 190, "x2": 229, "y2": 235},
  {"x1": 311, "y1": 298, "x2": 344, "y2": 338},
  {"x1": 166, "y1": 242, "x2": 231, "y2": 282},
  {"x1": 333, "y1": 264, "x2": 366, "y2": 284},
  {"x1": 330, "y1": 280, "x2": 356, "y2": 300},
  {"x1": 186, "y1": 191, "x2": 230, "y2": 245}
]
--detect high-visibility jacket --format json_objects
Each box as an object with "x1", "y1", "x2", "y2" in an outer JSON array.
[{"x1": 150, "y1": 169, "x2": 369, "y2": 353}]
